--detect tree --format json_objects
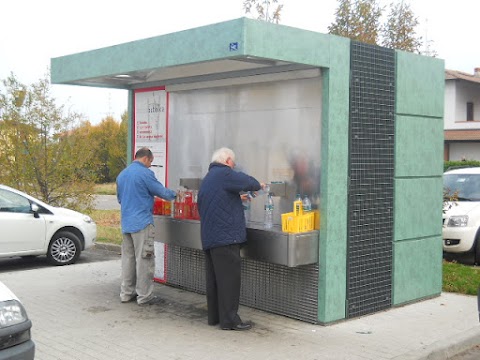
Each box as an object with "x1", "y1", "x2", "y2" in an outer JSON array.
[
  {"x1": 329, "y1": 0, "x2": 432, "y2": 54},
  {"x1": 68, "y1": 112, "x2": 127, "y2": 184},
  {"x1": 243, "y1": 0, "x2": 283, "y2": 23},
  {"x1": 328, "y1": 0, "x2": 355, "y2": 38},
  {"x1": 329, "y1": 0, "x2": 383, "y2": 45},
  {"x1": 90, "y1": 115, "x2": 127, "y2": 183},
  {"x1": 0, "y1": 73, "x2": 96, "y2": 211},
  {"x1": 382, "y1": 1, "x2": 422, "y2": 53}
]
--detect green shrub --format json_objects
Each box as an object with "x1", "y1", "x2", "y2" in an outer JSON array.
[{"x1": 444, "y1": 160, "x2": 480, "y2": 172}]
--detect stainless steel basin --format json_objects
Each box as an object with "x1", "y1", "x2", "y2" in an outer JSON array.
[{"x1": 153, "y1": 216, "x2": 319, "y2": 267}]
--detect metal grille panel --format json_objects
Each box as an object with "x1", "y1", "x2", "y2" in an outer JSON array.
[
  {"x1": 166, "y1": 246, "x2": 319, "y2": 323},
  {"x1": 347, "y1": 41, "x2": 395, "y2": 318}
]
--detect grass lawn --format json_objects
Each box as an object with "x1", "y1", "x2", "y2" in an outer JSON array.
[
  {"x1": 90, "y1": 183, "x2": 121, "y2": 244},
  {"x1": 89, "y1": 209, "x2": 122, "y2": 245},
  {"x1": 93, "y1": 183, "x2": 116, "y2": 195},
  {"x1": 442, "y1": 260, "x2": 480, "y2": 296}
]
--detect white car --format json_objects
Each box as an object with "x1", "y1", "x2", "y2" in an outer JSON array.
[
  {"x1": 0, "y1": 281, "x2": 35, "y2": 359},
  {"x1": 0, "y1": 184, "x2": 96, "y2": 265},
  {"x1": 443, "y1": 167, "x2": 480, "y2": 262}
]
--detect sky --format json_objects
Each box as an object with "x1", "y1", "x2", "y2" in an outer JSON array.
[{"x1": 1, "y1": 0, "x2": 478, "y2": 124}]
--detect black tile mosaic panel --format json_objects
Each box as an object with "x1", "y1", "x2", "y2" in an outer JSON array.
[{"x1": 347, "y1": 41, "x2": 395, "y2": 318}]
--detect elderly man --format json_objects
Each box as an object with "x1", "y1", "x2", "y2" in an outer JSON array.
[
  {"x1": 116, "y1": 147, "x2": 176, "y2": 305},
  {"x1": 198, "y1": 147, "x2": 265, "y2": 330}
]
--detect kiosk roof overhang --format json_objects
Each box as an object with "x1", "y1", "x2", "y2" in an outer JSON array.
[{"x1": 50, "y1": 17, "x2": 335, "y2": 90}]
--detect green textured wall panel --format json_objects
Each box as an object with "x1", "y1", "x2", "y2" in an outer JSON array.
[
  {"x1": 243, "y1": 18, "x2": 330, "y2": 68},
  {"x1": 317, "y1": 36, "x2": 350, "y2": 324},
  {"x1": 396, "y1": 51, "x2": 444, "y2": 117},
  {"x1": 393, "y1": 236, "x2": 442, "y2": 305},
  {"x1": 394, "y1": 178, "x2": 443, "y2": 241},
  {"x1": 393, "y1": 49, "x2": 443, "y2": 306},
  {"x1": 395, "y1": 115, "x2": 444, "y2": 177}
]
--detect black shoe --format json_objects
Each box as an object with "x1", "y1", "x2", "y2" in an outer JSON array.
[
  {"x1": 208, "y1": 321, "x2": 219, "y2": 326},
  {"x1": 221, "y1": 322, "x2": 252, "y2": 331},
  {"x1": 138, "y1": 296, "x2": 164, "y2": 306}
]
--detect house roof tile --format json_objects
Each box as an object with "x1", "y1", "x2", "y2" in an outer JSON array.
[
  {"x1": 445, "y1": 130, "x2": 480, "y2": 141},
  {"x1": 445, "y1": 69, "x2": 480, "y2": 84}
]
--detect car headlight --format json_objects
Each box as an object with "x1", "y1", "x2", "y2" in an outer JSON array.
[
  {"x1": 0, "y1": 299, "x2": 31, "y2": 351},
  {"x1": 447, "y1": 215, "x2": 469, "y2": 227},
  {"x1": 0, "y1": 300, "x2": 28, "y2": 328},
  {"x1": 83, "y1": 215, "x2": 94, "y2": 223}
]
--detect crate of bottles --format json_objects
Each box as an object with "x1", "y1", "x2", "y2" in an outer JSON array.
[
  {"x1": 172, "y1": 190, "x2": 200, "y2": 220},
  {"x1": 281, "y1": 200, "x2": 315, "y2": 233},
  {"x1": 314, "y1": 209, "x2": 320, "y2": 230},
  {"x1": 153, "y1": 197, "x2": 171, "y2": 216}
]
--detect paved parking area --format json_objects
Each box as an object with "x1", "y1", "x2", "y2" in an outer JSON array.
[{"x1": 2, "y1": 251, "x2": 480, "y2": 360}]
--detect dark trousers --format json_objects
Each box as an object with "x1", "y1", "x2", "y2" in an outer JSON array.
[{"x1": 204, "y1": 243, "x2": 242, "y2": 328}]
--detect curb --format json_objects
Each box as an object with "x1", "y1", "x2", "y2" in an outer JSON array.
[
  {"x1": 423, "y1": 327, "x2": 480, "y2": 360},
  {"x1": 94, "y1": 242, "x2": 121, "y2": 254},
  {"x1": 396, "y1": 326, "x2": 480, "y2": 360}
]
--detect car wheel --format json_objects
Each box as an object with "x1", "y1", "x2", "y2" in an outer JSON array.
[{"x1": 47, "y1": 231, "x2": 81, "y2": 266}]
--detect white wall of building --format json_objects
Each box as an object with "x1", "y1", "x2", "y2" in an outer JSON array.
[
  {"x1": 444, "y1": 81, "x2": 456, "y2": 129},
  {"x1": 445, "y1": 80, "x2": 480, "y2": 130},
  {"x1": 449, "y1": 142, "x2": 480, "y2": 160}
]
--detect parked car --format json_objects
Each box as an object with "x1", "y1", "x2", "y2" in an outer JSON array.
[
  {"x1": 0, "y1": 184, "x2": 96, "y2": 265},
  {"x1": 0, "y1": 281, "x2": 35, "y2": 360},
  {"x1": 443, "y1": 167, "x2": 480, "y2": 263}
]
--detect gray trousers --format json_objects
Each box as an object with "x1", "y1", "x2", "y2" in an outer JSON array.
[{"x1": 120, "y1": 224, "x2": 156, "y2": 304}]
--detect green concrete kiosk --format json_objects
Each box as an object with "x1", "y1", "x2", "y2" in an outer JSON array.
[{"x1": 51, "y1": 18, "x2": 444, "y2": 324}]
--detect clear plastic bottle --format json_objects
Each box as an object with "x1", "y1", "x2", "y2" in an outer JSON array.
[
  {"x1": 295, "y1": 193, "x2": 302, "y2": 212},
  {"x1": 243, "y1": 197, "x2": 251, "y2": 222},
  {"x1": 264, "y1": 192, "x2": 274, "y2": 229},
  {"x1": 302, "y1": 195, "x2": 312, "y2": 212}
]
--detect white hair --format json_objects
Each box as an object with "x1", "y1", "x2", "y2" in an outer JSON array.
[{"x1": 211, "y1": 147, "x2": 235, "y2": 164}]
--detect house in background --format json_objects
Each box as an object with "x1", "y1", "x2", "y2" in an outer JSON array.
[{"x1": 444, "y1": 68, "x2": 480, "y2": 160}]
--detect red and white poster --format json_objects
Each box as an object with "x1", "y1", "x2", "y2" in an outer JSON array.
[
  {"x1": 134, "y1": 87, "x2": 168, "y2": 184},
  {"x1": 134, "y1": 87, "x2": 169, "y2": 283}
]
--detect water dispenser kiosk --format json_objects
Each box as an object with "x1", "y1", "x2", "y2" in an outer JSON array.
[{"x1": 51, "y1": 18, "x2": 444, "y2": 324}]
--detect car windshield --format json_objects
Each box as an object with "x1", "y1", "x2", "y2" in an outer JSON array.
[{"x1": 444, "y1": 173, "x2": 480, "y2": 201}]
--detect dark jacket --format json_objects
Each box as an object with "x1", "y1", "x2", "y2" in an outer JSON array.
[{"x1": 198, "y1": 162, "x2": 261, "y2": 250}]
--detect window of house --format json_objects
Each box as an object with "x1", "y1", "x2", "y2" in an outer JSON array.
[{"x1": 467, "y1": 102, "x2": 474, "y2": 121}]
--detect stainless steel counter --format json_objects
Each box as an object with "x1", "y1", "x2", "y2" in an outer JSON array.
[{"x1": 153, "y1": 216, "x2": 319, "y2": 267}]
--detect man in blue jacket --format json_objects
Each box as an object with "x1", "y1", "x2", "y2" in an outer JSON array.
[
  {"x1": 198, "y1": 147, "x2": 265, "y2": 330},
  {"x1": 117, "y1": 147, "x2": 176, "y2": 305}
]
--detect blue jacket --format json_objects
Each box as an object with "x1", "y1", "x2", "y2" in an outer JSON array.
[
  {"x1": 198, "y1": 162, "x2": 261, "y2": 250},
  {"x1": 116, "y1": 161, "x2": 176, "y2": 234}
]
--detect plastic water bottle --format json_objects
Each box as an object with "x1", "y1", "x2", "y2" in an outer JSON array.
[
  {"x1": 264, "y1": 193, "x2": 274, "y2": 229},
  {"x1": 302, "y1": 195, "x2": 312, "y2": 212},
  {"x1": 295, "y1": 193, "x2": 302, "y2": 212},
  {"x1": 243, "y1": 198, "x2": 251, "y2": 222}
]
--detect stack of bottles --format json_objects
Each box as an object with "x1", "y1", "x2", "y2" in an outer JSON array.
[
  {"x1": 153, "y1": 197, "x2": 172, "y2": 216},
  {"x1": 173, "y1": 189, "x2": 200, "y2": 220}
]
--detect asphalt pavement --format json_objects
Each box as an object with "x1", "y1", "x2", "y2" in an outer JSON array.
[
  {"x1": 94, "y1": 195, "x2": 120, "y2": 210},
  {"x1": 1, "y1": 246, "x2": 480, "y2": 360}
]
